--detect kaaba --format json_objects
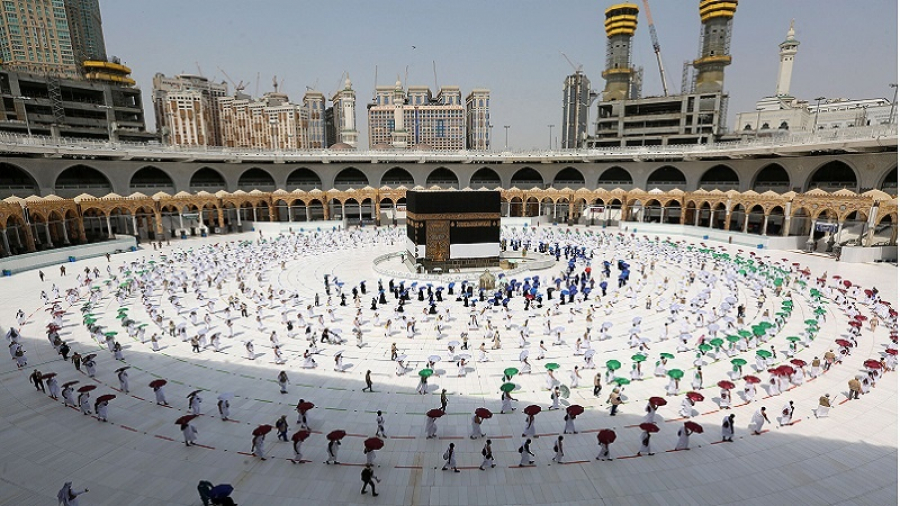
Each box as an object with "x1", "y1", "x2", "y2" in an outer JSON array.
[{"x1": 406, "y1": 190, "x2": 501, "y2": 270}]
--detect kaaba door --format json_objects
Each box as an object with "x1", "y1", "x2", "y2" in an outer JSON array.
[{"x1": 426, "y1": 220, "x2": 450, "y2": 262}]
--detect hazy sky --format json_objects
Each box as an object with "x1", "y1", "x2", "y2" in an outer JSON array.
[{"x1": 102, "y1": 0, "x2": 898, "y2": 150}]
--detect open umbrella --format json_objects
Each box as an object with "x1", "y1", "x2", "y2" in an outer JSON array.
[
  {"x1": 252, "y1": 424, "x2": 273, "y2": 436},
  {"x1": 364, "y1": 437, "x2": 385, "y2": 450},
  {"x1": 77, "y1": 385, "x2": 96, "y2": 393},
  {"x1": 686, "y1": 391, "x2": 704, "y2": 402},
  {"x1": 524, "y1": 405, "x2": 542, "y2": 416},
  {"x1": 774, "y1": 365, "x2": 794, "y2": 376},
  {"x1": 175, "y1": 414, "x2": 198, "y2": 425},
  {"x1": 667, "y1": 369, "x2": 684, "y2": 380},
  {"x1": 427, "y1": 408, "x2": 445, "y2": 418},
  {"x1": 887, "y1": 349, "x2": 898, "y2": 356},
  {"x1": 786, "y1": 336, "x2": 802, "y2": 344},
  {"x1": 475, "y1": 407, "x2": 493, "y2": 419},
  {"x1": 864, "y1": 359, "x2": 883, "y2": 369},
  {"x1": 186, "y1": 390, "x2": 203, "y2": 398},
  {"x1": 500, "y1": 382, "x2": 517, "y2": 393},
  {"x1": 208, "y1": 485, "x2": 233, "y2": 500},
  {"x1": 804, "y1": 319, "x2": 819, "y2": 326},
  {"x1": 62, "y1": 380, "x2": 79, "y2": 388},
  {"x1": 790, "y1": 359, "x2": 807, "y2": 367},
  {"x1": 684, "y1": 421, "x2": 704, "y2": 433},
  {"x1": 428, "y1": 355, "x2": 442, "y2": 363},
  {"x1": 639, "y1": 422, "x2": 660, "y2": 433},
  {"x1": 835, "y1": 339, "x2": 852, "y2": 348},
  {"x1": 217, "y1": 392, "x2": 234, "y2": 401},
  {"x1": 814, "y1": 307, "x2": 827, "y2": 315},
  {"x1": 743, "y1": 375, "x2": 761, "y2": 384},
  {"x1": 854, "y1": 314, "x2": 868, "y2": 322},
  {"x1": 649, "y1": 396, "x2": 667, "y2": 407},
  {"x1": 698, "y1": 343, "x2": 713, "y2": 353},
  {"x1": 418, "y1": 369, "x2": 434, "y2": 378},
  {"x1": 559, "y1": 384, "x2": 571, "y2": 399},
  {"x1": 737, "y1": 330, "x2": 752, "y2": 338},
  {"x1": 83, "y1": 354, "x2": 96, "y2": 362},
  {"x1": 545, "y1": 362, "x2": 560, "y2": 371},
  {"x1": 631, "y1": 354, "x2": 647, "y2": 362},
  {"x1": 606, "y1": 360, "x2": 621, "y2": 371},
  {"x1": 848, "y1": 321, "x2": 862, "y2": 328},
  {"x1": 327, "y1": 430, "x2": 347, "y2": 441},
  {"x1": 613, "y1": 377, "x2": 631, "y2": 386},
  {"x1": 96, "y1": 394, "x2": 116, "y2": 403},
  {"x1": 660, "y1": 352, "x2": 675, "y2": 360},
  {"x1": 504, "y1": 367, "x2": 519, "y2": 378},
  {"x1": 597, "y1": 429, "x2": 617, "y2": 444},
  {"x1": 566, "y1": 405, "x2": 584, "y2": 416},
  {"x1": 41, "y1": 372, "x2": 57, "y2": 380},
  {"x1": 755, "y1": 350, "x2": 772, "y2": 359},
  {"x1": 291, "y1": 430, "x2": 311, "y2": 442},
  {"x1": 395, "y1": 354, "x2": 407, "y2": 362},
  {"x1": 717, "y1": 380, "x2": 735, "y2": 390},
  {"x1": 297, "y1": 401, "x2": 315, "y2": 412},
  {"x1": 731, "y1": 358, "x2": 747, "y2": 367}
]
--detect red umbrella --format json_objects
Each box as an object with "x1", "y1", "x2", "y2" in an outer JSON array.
[
  {"x1": 475, "y1": 407, "x2": 493, "y2": 419},
  {"x1": 886, "y1": 349, "x2": 898, "y2": 356},
  {"x1": 816, "y1": 278, "x2": 825, "y2": 283},
  {"x1": 854, "y1": 315, "x2": 868, "y2": 322},
  {"x1": 62, "y1": 380, "x2": 79, "y2": 388},
  {"x1": 47, "y1": 323, "x2": 60, "y2": 330},
  {"x1": 426, "y1": 408, "x2": 445, "y2": 418},
  {"x1": 892, "y1": 335, "x2": 899, "y2": 343},
  {"x1": 848, "y1": 321, "x2": 862, "y2": 328},
  {"x1": 686, "y1": 391, "x2": 704, "y2": 402},
  {"x1": 639, "y1": 422, "x2": 660, "y2": 433},
  {"x1": 597, "y1": 429, "x2": 617, "y2": 444},
  {"x1": 864, "y1": 359, "x2": 883, "y2": 369},
  {"x1": 77, "y1": 385, "x2": 96, "y2": 393},
  {"x1": 684, "y1": 421, "x2": 704, "y2": 434},
  {"x1": 566, "y1": 405, "x2": 585, "y2": 417},
  {"x1": 790, "y1": 359, "x2": 807, "y2": 367},
  {"x1": 649, "y1": 396, "x2": 667, "y2": 407},
  {"x1": 843, "y1": 280, "x2": 852, "y2": 288},
  {"x1": 291, "y1": 430, "x2": 311, "y2": 442},
  {"x1": 743, "y1": 375, "x2": 761, "y2": 384},
  {"x1": 717, "y1": 380, "x2": 735, "y2": 390},
  {"x1": 297, "y1": 401, "x2": 315, "y2": 412},
  {"x1": 96, "y1": 394, "x2": 116, "y2": 403},
  {"x1": 835, "y1": 339, "x2": 852, "y2": 347},
  {"x1": 523, "y1": 405, "x2": 542, "y2": 416},
  {"x1": 774, "y1": 365, "x2": 795, "y2": 376},
  {"x1": 149, "y1": 379, "x2": 167, "y2": 388},
  {"x1": 364, "y1": 437, "x2": 385, "y2": 450},
  {"x1": 327, "y1": 430, "x2": 346, "y2": 441},
  {"x1": 41, "y1": 372, "x2": 57, "y2": 379},
  {"x1": 175, "y1": 414, "x2": 198, "y2": 425},
  {"x1": 252, "y1": 424, "x2": 273, "y2": 436},
  {"x1": 864, "y1": 289, "x2": 873, "y2": 297}
]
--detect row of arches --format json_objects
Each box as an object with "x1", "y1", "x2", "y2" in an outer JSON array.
[{"x1": 3, "y1": 162, "x2": 895, "y2": 198}]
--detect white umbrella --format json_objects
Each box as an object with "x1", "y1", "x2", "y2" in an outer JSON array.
[
  {"x1": 602, "y1": 322, "x2": 613, "y2": 329},
  {"x1": 457, "y1": 353, "x2": 471, "y2": 360},
  {"x1": 585, "y1": 349, "x2": 596, "y2": 359},
  {"x1": 395, "y1": 354, "x2": 407, "y2": 362},
  {"x1": 519, "y1": 350, "x2": 529, "y2": 361},
  {"x1": 333, "y1": 350, "x2": 344, "y2": 357},
  {"x1": 707, "y1": 323, "x2": 720, "y2": 332},
  {"x1": 448, "y1": 340, "x2": 460, "y2": 348},
  {"x1": 632, "y1": 317, "x2": 642, "y2": 325},
  {"x1": 217, "y1": 392, "x2": 234, "y2": 401},
  {"x1": 553, "y1": 326, "x2": 566, "y2": 333},
  {"x1": 428, "y1": 355, "x2": 442, "y2": 363},
  {"x1": 725, "y1": 296, "x2": 737, "y2": 304}
]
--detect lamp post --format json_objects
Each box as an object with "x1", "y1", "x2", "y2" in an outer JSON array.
[
  {"x1": 889, "y1": 83, "x2": 898, "y2": 125},
  {"x1": 503, "y1": 125, "x2": 510, "y2": 151},
  {"x1": 547, "y1": 124, "x2": 554, "y2": 151},
  {"x1": 15, "y1": 96, "x2": 32, "y2": 136},
  {"x1": 812, "y1": 96, "x2": 826, "y2": 131}
]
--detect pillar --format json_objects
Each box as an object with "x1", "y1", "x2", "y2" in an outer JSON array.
[
  {"x1": 77, "y1": 216, "x2": 87, "y2": 243},
  {"x1": 783, "y1": 202, "x2": 793, "y2": 236},
  {"x1": 742, "y1": 213, "x2": 749, "y2": 234},
  {"x1": 61, "y1": 219, "x2": 70, "y2": 244},
  {"x1": 306, "y1": 204, "x2": 311, "y2": 222},
  {"x1": 835, "y1": 221, "x2": 844, "y2": 244},
  {"x1": 217, "y1": 208, "x2": 225, "y2": 229},
  {"x1": 568, "y1": 201, "x2": 575, "y2": 224},
  {"x1": 287, "y1": 204, "x2": 293, "y2": 222},
  {"x1": 762, "y1": 214, "x2": 769, "y2": 236},
  {"x1": 252, "y1": 207, "x2": 258, "y2": 222},
  {"x1": 44, "y1": 223, "x2": 53, "y2": 247},
  {"x1": 132, "y1": 215, "x2": 138, "y2": 237},
  {"x1": 269, "y1": 203, "x2": 277, "y2": 222},
  {"x1": 341, "y1": 203, "x2": 346, "y2": 222},
  {"x1": 358, "y1": 202, "x2": 363, "y2": 222},
  {"x1": 324, "y1": 202, "x2": 331, "y2": 220},
  {"x1": 694, "y1": 209, "x2": 700, "y2": 227},
  {"x1": 154, "y1": 212, "x2": 164, "y2": 237},
  {"x1": 709, "y1": 210, "x2": 715, "y2": 228},
  {"x1": 23, "y1": 223, "x2": 36, "y2": 252},
  {"x1": 660, "y1": 207, "x2": 666, "y2": 224},
  {"x1": 106, "y1": 214, "x2": 113, "y2": 237},
  {"x1": 374, "y1": 199, "x2": 381, "y2": 226},
  {"x1": 520, "y1": 200, "x2": 526, "y2": 217},
  {"x1": 236, "y1": 207, "x2": 242, "y2": 226},
  {"x1": 723, "y1": 211, "x2": 732, "y2": 231},
  {"x1": 0, "y1": 229, "x2": 9, "y2": 256},
  {"x1": 178, "y1": 213, "x2": 185, "y2": 230}
]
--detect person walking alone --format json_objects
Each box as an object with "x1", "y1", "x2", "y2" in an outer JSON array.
[
  {"x1": 442, "y1": 442, "x2": 460, "y2": 472},
  {"x1": 360, "y1": 464, "x2": 379, "y2": 496}
]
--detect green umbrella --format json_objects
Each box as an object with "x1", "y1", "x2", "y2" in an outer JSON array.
[
  {"x1": 804, "y1": 319, "x2": 818, "y2": 326},
  {"x1": 606, "y1": 360, "x2": 621, "y2": 371},
  {"x1": 118, "y1": 307, "x2": 129, "y2": 312},
  {"x1": 667, "y1": 369, "x2": 684, "y2": 380},
  {"x1": 726, "y1": 335, "x2": 741, "y2": 343},
  {"x1": 731, "y1": 358, "x2": 747, "y2": 367},
  {"x1": 810, "y1": 289, "x2": 821, "y2": 297},
  {"x1": 752, "y1": 326, "x2": 767, "y2": 337},
  {"x1": 115, "y1": 313, "x2": 128, "y2": 319},
  {"x1": 709, "y1": 338, "x2": 724, "y2": 348},
  {"x1": 786, "y1": 336, "x2": 801, "y2": 343},
  {"x1": 612, "y1": 377, "x2": 631, "y2": 386},
  {"x1": 118, "y1": 283, "x2": 129, "y2": 288},
  {"x1": 545, "y1": 363, "x2": 560, "y2": 371},
  {"x1": 782, "y1": 300, "x2": 794, "y2": 307},
  {"x1": 500, "y1": 382, "x2": 516, "y2": 393},
  {"x1": 418, "y1": 369, "x2": 433, "y2": 378},
  {"x1": 758, "y1": 321, "x2": 774, "y2": 329},
  {"x1": 660, "y1": 352, "x2": 675, "y2": 360},
  {"x1": 737, "y1": 329, "x2": 752, "y2": 338},
  {"x1": 814, "y1": 307, "x2": 827, "y2": 315},
  {"x1": 774, "y1": 278, "x2": 783, "y2": 286},
  {"x1": 504, "y1": 367, "x2": 519, "y2": 378},
  {"x1": 738, "y1": 269, "x2": 747, "y2": 276},
  {"x1": 755, "y1": 349, "x2": 772, "y2": 358},
  {"x1": 631, "y1": 354, "x2": 647, "y2": 363},
  {"x1": 797, "y1": 280, "x2": 807, "y2": 287},
  {"x1": 806, "y1": 326, "x2": 818, "y2": 334},
  {"x1": 776, "y1": 311, "x2": 790, "y2": 318},
  {"x1": 83, "y1": 318, "x2": 96, "y2": 325},
  {"x1": 698, "y1": 343, "x2": 713, "y2": 353},
  {"x1": 138, "y1": 323, "x2": 149, "y2": 328},
  {"x1": 104, "y1": 331, "x2": 118, "y2": 337},
  {"x1": 83, "y1": 313, "x2": 96, "y2": 318}
]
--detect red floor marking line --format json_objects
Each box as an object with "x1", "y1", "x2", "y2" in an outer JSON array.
[
  {"x1": 536, "y1": 433, "x2": 557, "y2": 437},
  {"x1": 154, "y1": 435, "x2": 175, "y2": 441},
  {"x1": 345, "y1": 433, "x2": 368, "y2": 438},
  {"x1": 438, "y1": 436, "x2": 464, "y2": 440},
  {"x1": 559, "y1": 460, "x2": 590, "y2": 465},
  {"x1": 491, "y1": 435, "x2": 513, "y2": 439},
  {"x1": 623, "y1": 424, "x2": 641, "y2": 428},
  {"x1": 509, "y1": 464, "x2": 537, "y2": 468},
  {"x1": 119, "y1": 425, "x2": 137, "y2": 432},
  {"x1": 132, "y1": 396, "x2": 145, "y2": 400},
  {"x1": 389, "y1": 436, "x2": 415, "y2": 440},
  {"x1": 733, "y1": 402, "x2": 749, "y2": 408},
  {"x1": 701, "y1": 410, "x2": 719, "y2": 415},
  {"x1": 337, "y1": 462, "x2": 367, "y2": 467},
  {"x1": 665, "y1": 449, "x2": 687, "y2": 453},
  {"x1": 839, "y1": 398, "x2": 851, "y2": 405},
  {"x1": 394, "y1": 465, "x2": 423, "y2": 469},
  {"x1": 710, "y1": 440, "x2": 728, "y2": 445},
  {"x1": 194, "y1": 444, "x2": 216, "y2": 450},
  {"x1": 664, "y1": 417, "x2": 687, "y2": 423},
  {"x1": 782, "y1": 419, "x2": 802, "y2": 426},
  {"x1": 616, "y1": 455, "x2": 641, "y2": 460}
]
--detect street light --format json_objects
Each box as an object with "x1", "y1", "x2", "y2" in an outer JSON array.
[
  {"x1": 15, "y1": 96, "x2": 32, "y2": 136},
  {"x1": 813, "y1": 96, "x2": 826, "y2": 131},
  {"x1": 503, "y1": 125, "x2": 510, "y2": 151},
  {"x1": 888, "y1": 83, "x2": 898, "y2": 125},
  {"x1": 547, "y1": 124, "x2": 554, "y2": 151}
]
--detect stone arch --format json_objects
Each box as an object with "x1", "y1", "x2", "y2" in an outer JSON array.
[
  {"x1": 55, "y1": 165, "x2": 112, "y2": 198},
  {"x1": 130, "y1": 166, "x2": 175, "y2": 193},
  {"x1": 470, "y1": 167, "x2": 501, "y2": 188},
  {"x1": 597, "y1": 167, "x2": 633, "y2": 188},
  {"x1": 646, "y1": 166, "x2": 686, "y2": 190},
  {"x1": 511, "y1": 167, "x2": 544, "y2": 188},
  {"x1": 425, "y1": 167, "x2": 459, "y2": 189},
  {"x1": 380, "y1": 167, "x2": 415, "y2": 187},
  {"x1": 880, "y1": 166, "x2": 897, "y2": 194},
  {"x1": 0, "y1": 163, "x2": 38, "y2": 198},
  {"x1": 872, "y1": 213, "x2": 897, "y2": 246},
  {"x1": 334, "y1": 167, "x2": 370, "y2": 189},
  {"x1": 286, "y1": 168, "x2": 323, "y2": 191},
  {"x1": 4, "y1": 214, "x2": 31, "y2": 255},
  {"x1": 752, "y1": 163, "x2": 791, "y2": 192},
  {"x1": 190, "y1": 167, "x2": 227, "y2": 192},
  {"x1": 662, "y1": 198, "x2": 682, "y2": 225},
  {"x1": 699, "y1": 164, "x2": 740, "y2": 191},
  {"x1": 807, "y1": 160, "x2": 858, "y2": 191},
  {"x1": 766, "y1": 206, "x2": 785, "y2": 236},
  {"x1": 238, "y1": 168, "x2": 276, "y2": 191},
  {"x1": 553, "y1": 167, "x2": 585, "y2": 188}
]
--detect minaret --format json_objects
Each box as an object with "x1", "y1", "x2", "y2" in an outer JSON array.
[
  {"x1": 338, "y1": 77, "x2": 359, "y2": 147},
  {"x1": 391, "y1": 79, "x2": 408, "y2": 149},
  {"x1": 693, "y1": 0, "x2": 739, "y2": 94},
  {"x1": 775, "y1": 20, "x2": 799, "y2": 97},
  {"x1": 601, "y1": 3, "x2": 639, "y2": 102}
]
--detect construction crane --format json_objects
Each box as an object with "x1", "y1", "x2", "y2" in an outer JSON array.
[
  {"x1": 216, "y1": 66, "x2": 245, "y2": 94},
  {"x1": 641, "y1": 0, "x2": 671, "y2": 96},
  {"x1": 560, "y1": 52, "x2": 583, "y2": 74}
]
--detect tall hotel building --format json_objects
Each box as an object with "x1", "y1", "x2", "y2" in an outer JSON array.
[{"x1": 152, "y1": 73, "x2": 228, "y2": 146}]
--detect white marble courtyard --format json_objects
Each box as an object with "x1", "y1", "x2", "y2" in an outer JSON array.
[{"x1": 0, "y1": 225, "x2": 896, "y2": 506}]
